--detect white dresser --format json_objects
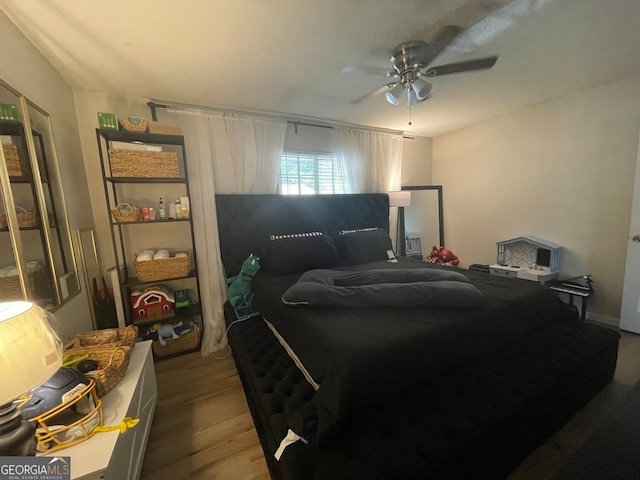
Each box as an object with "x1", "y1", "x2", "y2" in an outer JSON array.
[{"x1": 55, "y1": 340, "x2": 158, "y2": 480}]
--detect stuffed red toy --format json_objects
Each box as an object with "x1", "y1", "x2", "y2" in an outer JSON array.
[{"x1": 426, "y1": 245, "x2": 460, "y2": 266}]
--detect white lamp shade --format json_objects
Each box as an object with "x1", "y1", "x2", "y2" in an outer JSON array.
[
  {"x1": 0, "y1": 302, "x2": 63, "y2": 404},
  {"x1": 407, "y1": 88, "x2": 419, "y2": 107},
  {"x1": 388, "y1": 191, "x2": 411, "y2": 207},
  {"x1": 412, "y1": 78, "x2": 432, "y2": 100},
  {"x1": 385, "y1": 83, "x2": 404, "y2": 105}
]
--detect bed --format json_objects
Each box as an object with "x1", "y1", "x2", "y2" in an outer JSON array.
[{"x1": 216, "y1": 193, "x2": 620, "y2": 480}]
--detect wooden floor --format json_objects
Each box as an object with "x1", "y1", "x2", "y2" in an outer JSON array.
[{"x1": 140, "y1": 328, "x2": 640, "y2": 480}]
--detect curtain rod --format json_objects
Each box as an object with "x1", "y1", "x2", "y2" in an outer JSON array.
[
  {"x1": 146, "y1": 101, "x2": 411, "y2": 138},
  {"x1": 147, "y1": 101, "x2": 329, "y2": 130}
]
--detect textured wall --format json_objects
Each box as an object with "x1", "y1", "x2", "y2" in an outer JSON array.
[{"x1": 433, "y1": 74, "x2": 640, "y2": 322}]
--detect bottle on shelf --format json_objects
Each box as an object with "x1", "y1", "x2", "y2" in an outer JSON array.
[
  {"x1": 158, "y1": 197, "x2": 166, "y2": 220},
  {"x1": 175, "y1": 198, "x2": 183, "y2": 219}
]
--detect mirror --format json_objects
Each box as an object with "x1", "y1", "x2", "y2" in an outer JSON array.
[
  {"x1": 401, "y1": 185, "x2": 444, "y2": 260},
  {"x1": 75, "y1": 229, "x2": 100, "y2": 329},
  {"x1": 26, "y1": 100, "x2": 80, "y2": 302},
  {"x1": 0, "y1": 80, "x2": 80, "y2": 308}
]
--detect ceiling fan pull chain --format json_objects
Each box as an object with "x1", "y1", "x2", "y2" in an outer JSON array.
[{"x1": 408, "y1": 104, "x2": 412, "y2": 126}]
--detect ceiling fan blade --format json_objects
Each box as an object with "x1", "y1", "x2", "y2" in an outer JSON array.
[
  {"x1": 350, "y1": 83, "x2": 395, "y2": 104},
  {"x1": 423, "y1": 56, "x2": 498, "y2": 77},
  {"x1": 420, "y1": 25, "x2": 465, "y2": 65},
  {"x1": 341, "y1": 64, "x2": 393, "y2": 77}
]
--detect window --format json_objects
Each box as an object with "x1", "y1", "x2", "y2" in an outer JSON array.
[{"x1": 280, "y1": 151, "x2": 350, "y2": 195}]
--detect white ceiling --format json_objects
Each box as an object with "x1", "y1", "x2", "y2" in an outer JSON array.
[{"x1": 2, "y1": 0, "x2": 640, "y2": 137}]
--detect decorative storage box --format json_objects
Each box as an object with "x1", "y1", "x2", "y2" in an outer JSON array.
[
  {"x1": 108, "y1": 149, "x2": 179, "y2": 178},
  {"x1": 3, "y1": 144, "x2": 22, "y2": 176},
  {"x1": 134, "y1": 253, "x2": 190, "y2": 282},
  {"x1": 489, "y1": 236, "x2": 561, "y2": 284}
]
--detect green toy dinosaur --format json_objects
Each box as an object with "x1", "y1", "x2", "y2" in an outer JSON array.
[{"x1": 227, "y1": 253, "x2": 260, "y2": 308}]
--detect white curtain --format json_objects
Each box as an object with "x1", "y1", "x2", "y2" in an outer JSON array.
[
  {"x1": 168, "y1": 107, "x2": 286, "y2": 355},
  {"x1": 332, "y1": 128, "x2": 403, "y2": 193},
  {"x1": 333, "y1": 128, "x2": 404, "y2": 249}
]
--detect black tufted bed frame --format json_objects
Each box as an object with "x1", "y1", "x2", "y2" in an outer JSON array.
[{"x1": 215, "y1": 193, "x2": 620, "y2": 480}]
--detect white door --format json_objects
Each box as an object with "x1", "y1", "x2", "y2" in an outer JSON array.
[{"x1": 620, "y1": 131, "x2": 640, "y2": 333}]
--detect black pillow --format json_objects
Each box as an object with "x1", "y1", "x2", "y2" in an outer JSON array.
[
  {"x1": 260, "y1": 232, "x2": 338, "y2": 275},
  {"x1": 334, "y1": 228, "x2": 392, "y2": 265}
]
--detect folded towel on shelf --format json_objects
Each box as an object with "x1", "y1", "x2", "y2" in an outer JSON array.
[
  {"x1": 153, "y1": 249, "x2": 170, "y2": 260},
  {"x1": 137, "y1": 249, "x2": 155, "y2": 262}
]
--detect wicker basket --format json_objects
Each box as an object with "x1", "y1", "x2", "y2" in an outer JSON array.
[
  {"x1": 64, "y1": 345, "x2": 131, "y2": 397},
  {"x1": 152, "y1": 328, "x2": 201, "y2": 357},
  {"x1": 134, "y1": 253, "x2": 190, "y2": 282},
  {"x1": 69, "y1": 325, "x2": 138, "y2": 350},
  {"x1": 119, "y1": 114, "x2": 149, "y2": 133},
  {"x1": 17, "y1": 207, "x2": 37, "y2": 228},
  {"x1": 0, "y1": 267, "x2": 40, "y2": 299},
  {"x1": 108, "y1": 149, "x2": 179, "y2": 178},
  {"x1": 0, "y1": 206, "x2": 37, "y2": 228},
  {"x1": 0, "y1": 275, "x2": 23, "y2": 299},
  {"x1": 111, "y1": 203, "x2": 140, "y2": 223},
  {"x1": 3, "y1": 144, "x2": 22, "y2": 176}
]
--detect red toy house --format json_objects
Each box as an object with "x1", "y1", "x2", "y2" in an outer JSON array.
[{"x1": 130, "y1": 286, "x2": 175, "y2": 322}]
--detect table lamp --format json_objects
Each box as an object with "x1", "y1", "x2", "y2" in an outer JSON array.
[
  {"x1": 388, "y1": 191, "x2": 411, "y2": 256},
  {"x1": 0, "y1": 301, "x2": 63, "y2": 456}
]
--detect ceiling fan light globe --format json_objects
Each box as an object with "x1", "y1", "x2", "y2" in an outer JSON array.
[
  {"x1": 412, "y1": 78, "x2": 432, "y2": 100},
  {"x1": 385, "y1": 83, "x2": 404, "y2": 106},
  {"x1": 407, "y1": 88, "x2": 419, "y2": 107},
  {"x1": 385, "y1": 91, "x2": 400, "y2": 105}
]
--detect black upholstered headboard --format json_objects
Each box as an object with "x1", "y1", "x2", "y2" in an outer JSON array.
[{"x1": 215, "y1": 193, "x2": 389, "y2": 276}]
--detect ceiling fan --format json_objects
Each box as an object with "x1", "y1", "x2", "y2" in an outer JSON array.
[{"x1": 359, "y1": 25, "x2": 498, "y2": 106}]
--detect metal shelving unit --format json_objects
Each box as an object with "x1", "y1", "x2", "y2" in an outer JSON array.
[{"x1": 96, "y1": 128, "x2": 203, "y2": 359}]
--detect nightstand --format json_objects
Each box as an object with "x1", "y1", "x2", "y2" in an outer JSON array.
[
  {"x1": 548, "y1": 281, "x2": 592, "y2": 320},
  {"x1": 54, "y1": 340, "x2": 157, "y2": 480}
]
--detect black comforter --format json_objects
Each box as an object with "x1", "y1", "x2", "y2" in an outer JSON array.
[
  {"x1": 252, "y1": 258, "x2": 574, "y2": 445},
  {"x1": 281, "y1": 268, "x2": 484, "y2": 308}
]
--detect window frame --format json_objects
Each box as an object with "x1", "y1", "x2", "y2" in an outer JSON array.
[{"x1": 279, "y1": 149, "x2": 349, "y2": 195}]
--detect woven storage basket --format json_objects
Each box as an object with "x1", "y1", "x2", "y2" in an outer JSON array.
[
  {"x1": 0, "y1": 276, "x2": 23, "y2": 299},
  {"x1": 0, "y1": 270, "x2": 38, "y2": 299},
  {"x1": 109, "y1": 149, "x2": 179, "y2": 178},
  {"x1": 134, "y1": 253, "x2": 190, "y2": 282},
  {"x1": 119, "y1": 115, "x2": 149, "y2": 133},
  {"x1": 3, "y1": 144, "x2": 22, "y2": 176},
  {"x1": 152, "y1": 328, "x2": 201, "y2": 357},
  {"x1": 0, "y1": 206, "x2": 37, "y2": 228},
  {"x1": 64, "y1": 345, "x2": 131, "y2": 397},
  {"x1": 17, "y1": 207, "x2": 37, "y2": 228},
  {"x1": 111, "y1": 203, "x2": 140, "y2": 223},
  {"x1": 70, "y1": 325, "x2": 138, "y2": 350}
]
